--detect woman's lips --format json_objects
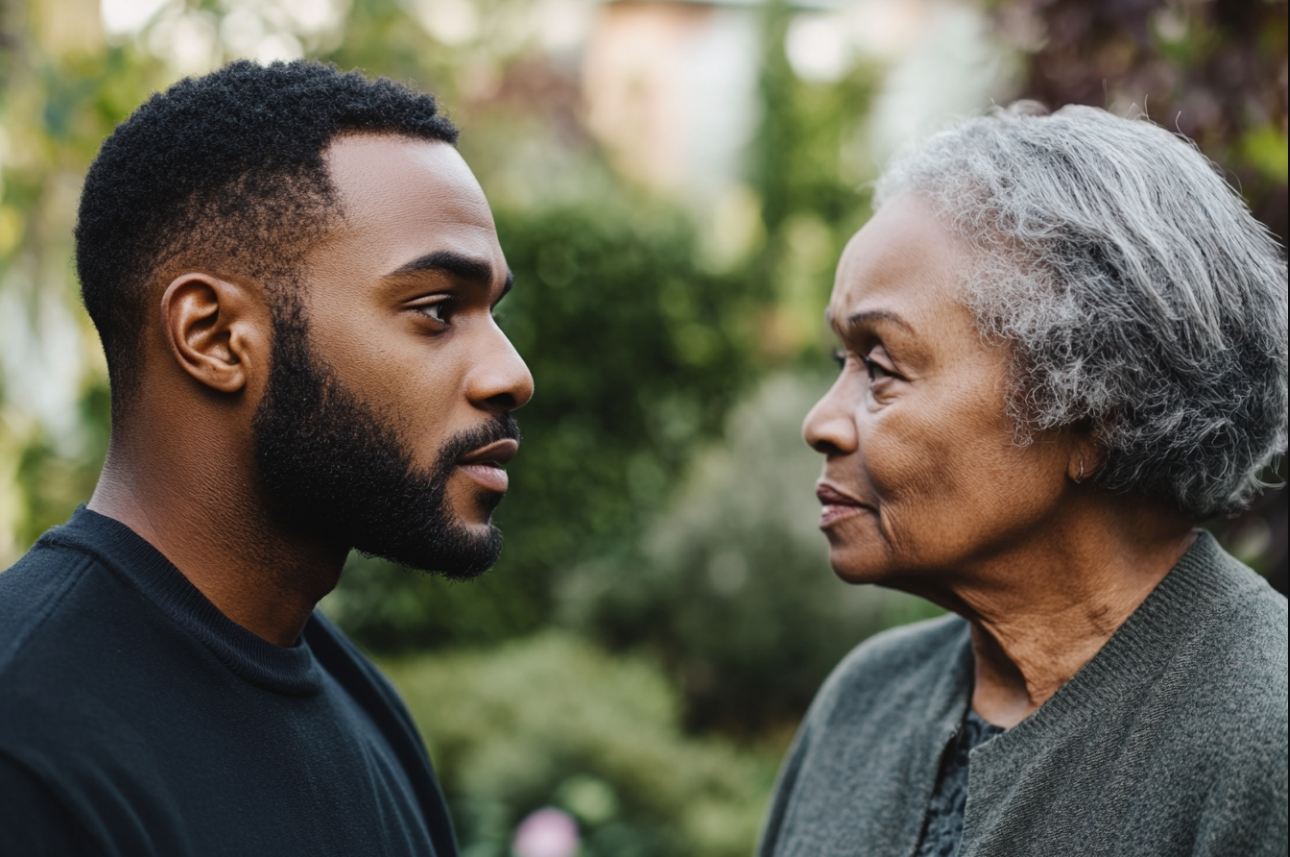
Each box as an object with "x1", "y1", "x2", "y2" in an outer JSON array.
[
  {"x1": 819, "y1": 503, "x2": 865, "y2": 527},
  {"x1": 816, "y1": 482, "x2": 872, "y2": 528}
]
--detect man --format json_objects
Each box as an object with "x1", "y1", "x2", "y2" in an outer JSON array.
[{"x1": 0, "y1": 61, "x2": 533, "y2": 856}]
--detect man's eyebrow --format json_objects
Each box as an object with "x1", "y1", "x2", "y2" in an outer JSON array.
[
  {"x1": 826, "y1": 309, "x2": 916, "y2": 334},
  {"x1": 387, "y1": 250, "x2": 496, "y2": 285}
]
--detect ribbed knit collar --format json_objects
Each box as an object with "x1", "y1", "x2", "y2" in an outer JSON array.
[
  {"x1": 41, "y1": 506, "x2": 323, "y2": 698},
  {"x1": 918, "y1": 531, "x2": 1243, "y2": 760},
  {"x1": 953, "y1": 530, "x2": 1260, "y2": 855},
  {"x1": 987, "y1": 530, "x2": 1234, "y2": 740}
]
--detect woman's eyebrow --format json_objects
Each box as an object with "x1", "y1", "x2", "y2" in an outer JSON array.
[
  {"x1": 825, "y1": 308, "x2": 916, "y2": 335},
  {"x1": 848, "y1": 310, "x2": 915, "y2": 332}
]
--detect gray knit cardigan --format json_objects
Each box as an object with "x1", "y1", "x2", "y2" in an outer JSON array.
[{"x1": 757, "y1": 532, "x2": 1288, "y2": 857}]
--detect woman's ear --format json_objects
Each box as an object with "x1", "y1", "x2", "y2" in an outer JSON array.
[
  {"x1": 1066, "y1": 427, "x2": 1107, "y2": 484},
  {"x1": 160, "y1": 273, "x2": 267, "y2": 395}
]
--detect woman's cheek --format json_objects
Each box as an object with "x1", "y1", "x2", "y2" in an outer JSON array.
[{"x1": 862, "y1": 405, "x2": 952, "y2": 506}]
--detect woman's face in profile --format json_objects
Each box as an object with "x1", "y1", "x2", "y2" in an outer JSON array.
[{"x1": 803, "y1": 194, "x2": 1075, "y2": 587}]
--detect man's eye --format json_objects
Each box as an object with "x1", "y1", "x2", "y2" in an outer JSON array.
[{"x1": 417, "y1": 301, "x2": 450, "y2": 324}]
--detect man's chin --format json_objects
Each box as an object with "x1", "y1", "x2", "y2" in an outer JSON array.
[{"x1": 353, "y1": 522, "x2": 503, "y2": 580}]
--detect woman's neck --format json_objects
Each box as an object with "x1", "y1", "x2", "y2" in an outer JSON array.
[{"x1": 933, "y1": 497, "x2": 1197, "y2": 728}]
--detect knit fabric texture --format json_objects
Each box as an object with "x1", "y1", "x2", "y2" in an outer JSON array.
[
  {"x1": 0, "y1": 506, "x2": 458, "y2": 857},
  {"x1": 757, "y1": 531, "x2": 1288, "y2": 857},
  {"x1": 915, "y1": 710, "x2": 1005, "y2": 857}
]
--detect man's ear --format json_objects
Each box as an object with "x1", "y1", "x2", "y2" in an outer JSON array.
[{"x1": 160, "y1": 273, "x2": 268, "y2": 395}]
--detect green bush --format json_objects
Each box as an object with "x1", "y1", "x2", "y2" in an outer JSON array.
[
  {"x1": 558, "y1": 373, "x2": 944, "y2": 733},
  {"x1": 327, "y1": 198, "x2": 759, "y2": 651},
  {"x1": 381, "y1": 633, "x2": 779, "y2": 857}
]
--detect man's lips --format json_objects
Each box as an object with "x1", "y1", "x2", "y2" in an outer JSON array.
[
  {"x1": 457, "y1": 439, "x2": 519, "y2": 493},
  {"x1": 815, "y1": 481, "x2": 873, "y2": 528}
]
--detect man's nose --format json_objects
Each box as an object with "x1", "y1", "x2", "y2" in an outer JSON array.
[{"x1": 467, "y1": 327, "x2": 535, "y2": 413}]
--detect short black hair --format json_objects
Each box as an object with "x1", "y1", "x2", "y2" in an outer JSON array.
[{"x1": 75, "y1": 60, "x2": 459, "y2": 409}]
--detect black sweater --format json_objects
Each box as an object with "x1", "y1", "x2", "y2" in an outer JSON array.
[{"x1": 0, "y1": 506, "x2": 458, "y2": 857}]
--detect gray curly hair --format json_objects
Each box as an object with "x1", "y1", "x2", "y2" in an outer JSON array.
[{"x1": 874, "y1": 103, "x2": 1288, "y2": 517}]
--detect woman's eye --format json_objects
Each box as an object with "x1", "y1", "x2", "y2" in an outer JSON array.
[{"x1": 862, "y1": 357, "x2": 890, "y2": 381}]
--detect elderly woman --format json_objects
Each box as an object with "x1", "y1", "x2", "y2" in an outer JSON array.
[{"x1": 758, "y1": 105, "x2": 1287, "y2": 857}]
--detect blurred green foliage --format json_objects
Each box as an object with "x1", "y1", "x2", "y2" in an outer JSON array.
[
  {"x1": 382, "y1": 633, "x2": 778, "y2": 857},
  {"x1": 750, "y1": 2, "x2": 877, "y2": 363},
  {"x1": 0, "y1": 4, "x2": 170, "y2": 549},
  {"x1": 994, "y1": 0, "x2": 1288, "y2": 244},
  {"x1": 326, "y1": 1, "x2": 883, "y2": 664},
  {"x1": 327, "y1": 199, "x2": 759, "y2": 648},
  {"x1": 13, "y1": 383, "x2": 110, "y2": 544},
  {"x1": 557, "y1": 372, "x2": 945, "y2": 733},
  {"x1": 2, "y1": 0, "x2": 1286, "y2": 853}
]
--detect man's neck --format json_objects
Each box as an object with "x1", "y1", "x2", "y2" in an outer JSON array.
[{"x1": 89, "y1": 442, "x2": 348, "y2": 647}]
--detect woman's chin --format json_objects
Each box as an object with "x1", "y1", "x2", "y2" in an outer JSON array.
[
  {"x1": 822, "y1": 517, "x2": 895, "y2": 584},
  {"x1": 827, "y1": 546, "x2": 896, "y2": 586}
]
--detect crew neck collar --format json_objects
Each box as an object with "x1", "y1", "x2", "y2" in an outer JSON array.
[{"x1": 42, "y1": 506, "x2": 324, "y2": 697}]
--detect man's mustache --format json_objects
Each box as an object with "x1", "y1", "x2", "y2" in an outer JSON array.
[{"x1": 439, "y1": 414, "x2": 522, "y2": 468}]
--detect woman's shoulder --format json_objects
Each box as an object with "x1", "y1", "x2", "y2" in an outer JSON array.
[
  {"x1": 807, "y1": 613, "x2": 971, "y2": 727},
  {"x1": 835, "y1": 612, "x2": 968, "y2": 679},
  {"x1": 1176, "y1": 534, "x2": 1287, "y2": 698},
  {"x1": 1174, "y1": 544, "x2": 1287, "y2": 732}
]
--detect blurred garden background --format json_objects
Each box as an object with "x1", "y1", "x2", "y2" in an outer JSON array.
[{"x1": 0, "y1": 0, "x2": 1285, "y2": 853}]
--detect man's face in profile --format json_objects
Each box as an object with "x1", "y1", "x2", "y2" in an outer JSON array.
[{"x1": 253, "y1": 135, "x2": 533, "y2": 577}]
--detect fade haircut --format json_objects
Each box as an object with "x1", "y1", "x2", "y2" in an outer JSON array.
[
  {"x1": 875, "y1": 103, "x2": 1288, "y2": 518},
  {"x1": 75, "y1": 60, "x2": 458, "y2": 412}
]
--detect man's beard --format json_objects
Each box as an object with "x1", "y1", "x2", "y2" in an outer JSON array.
[{"x1": 251, "y1": 308, "x2": 519, "y2": 578}]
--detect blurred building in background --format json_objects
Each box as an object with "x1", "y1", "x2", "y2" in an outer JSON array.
[
  {"x1": 1, "y1": 0, "x2": 1285, "y2": 853},
  {"x1": 583, "y1": 0, "x2": 760, "y2": 198}
]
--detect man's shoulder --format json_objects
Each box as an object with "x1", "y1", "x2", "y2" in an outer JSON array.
[
  {"x1": 0, "y1": 532, "x2": 139, "y2": 776},
  {"x1": 808, "y1": 612, "x2": 968, "y2": 725},
  {"x1": 0, "y1": 534, "x2": 108, "y2": 680}
]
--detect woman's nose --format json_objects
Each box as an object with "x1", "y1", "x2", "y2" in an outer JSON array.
[{"x1": 803, "y1": 381, "x2": 858, "y2": 457}]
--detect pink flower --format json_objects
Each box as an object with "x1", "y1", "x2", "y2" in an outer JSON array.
[{"x1": 512, "y1": 807, "x2": 581, "y2": 857}]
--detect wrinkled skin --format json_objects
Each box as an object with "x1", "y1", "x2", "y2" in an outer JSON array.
[{"x1": 803, "y1": 193, "x2": 1194, "y2": 726}]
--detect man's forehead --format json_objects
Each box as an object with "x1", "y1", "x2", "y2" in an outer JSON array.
[
  {"x1": 325, "y1": 134, "x2": 489, "y2": 222},
  {"x1": 306, "y1": 133, "x2": 504, "y2": 289}
]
